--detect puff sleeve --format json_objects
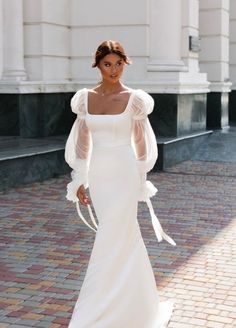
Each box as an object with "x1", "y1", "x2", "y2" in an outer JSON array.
[
  {"x1": 131, "y1": 90, "x2": 176, "y2": 246},
  {"x1": 65, "y1": 89, "x2": 98, "y2": 232},
  {"x1": 65, "y1": 89, "x2": 92, "y2": 202}
]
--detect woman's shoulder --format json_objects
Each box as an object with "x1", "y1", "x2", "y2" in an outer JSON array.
[
  {"x1": 73, "y1": 87, "x2": 88, "y2": 97},
  {"x1": 70, "y1": 88, "x2": 88, "y2": 114},
  {"x1": 132, "y1": 88, "x2": 153, "y2": 100},
  {"x1": 131, "y1": 89, "x2": 155, "y2": 116}
]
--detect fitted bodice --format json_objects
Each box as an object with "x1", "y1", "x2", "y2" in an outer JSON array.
[
  {"x1": 85, "y1": 111, "x2": 133, "y2": 148},
  {"x1": 85, "y1": 90, "x2": 135, "y2": 149}
]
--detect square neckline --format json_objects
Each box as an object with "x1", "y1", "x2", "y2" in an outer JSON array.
[{"x1": 85, "y1": 88, "x2": 135, "y2": 117}]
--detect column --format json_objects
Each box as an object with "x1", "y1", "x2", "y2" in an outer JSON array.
[
  {"x1": 0, "y1": 0, "x2": 3, "y2": 78},
  {"x1": 2, "y1": 0, "x2": 27, "y2": 81},
  {"x1": 148, "y1": 0, "x2": 187, "y2": 87},
  {"x1": 229, "y1": 0, "x2": 236, "y2": 122},
  {"x1": 199, "y1": 0, "x2": 231, "y2": 128},
  {"x1": 149, "y1": 0, "x2": 185, "y2": 71},
  {"x1": 148, "y1": 0, "x2": 208, "y2": 138}
]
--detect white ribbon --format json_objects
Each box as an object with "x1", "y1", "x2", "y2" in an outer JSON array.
[
  {"x1": 146, "y1": 198, "x2": 176, "y2": 246},
  {"x1": 74, "y1": 180, "x2": 176, "y2": 247},
  {"x1": 75, "y1": 202, "x2": 97, "y2": 232}
]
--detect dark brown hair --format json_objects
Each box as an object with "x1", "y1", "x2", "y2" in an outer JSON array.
[{"x1": 92, "y1": 40, "x2": 131, "y2": 68}]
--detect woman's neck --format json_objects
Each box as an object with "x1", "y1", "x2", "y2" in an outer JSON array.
[{"x1": 99, "y1": 81, "x2": 123, "y2": 96}]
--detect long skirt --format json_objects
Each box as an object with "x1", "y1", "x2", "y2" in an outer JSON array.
[{"x1": 68, "y1": 144, "x2": 173, "y2": 328}]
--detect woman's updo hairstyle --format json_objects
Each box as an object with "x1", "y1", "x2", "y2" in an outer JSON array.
[{"x1": 92, "y1": 40, "x2": 131, "y2": 68}]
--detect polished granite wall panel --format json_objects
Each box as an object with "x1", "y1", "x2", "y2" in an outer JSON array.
[
  {"x1": 0, "y1": 94, "x2": 20, "y2": 135},
  {"x1": 150, "y1": 93, "x2": 207, "y2": 137},
  {"x1": 0, "y1": 92, "x2": 75, "y2": 138},
  {"x1": 19, "y1": 93, "x2": 75, "y2": 137},
  {"x1": 178, "y1": 94, "x2": 206, "y2": 134},
  {"x1": 229, "y1": 90, "x2": 236, "y2": 122},
  {"x1": 19, "y1": 94, "x2": 41, "y2": 137},
  {"x1": 207, "y1": 92, "x2": 229, "y2": 128},
  {"x1": 1, "y1": 91, "x2": 208, "y2": 139},
  {"x1": 149, "y1": 94, "x2": 178, "y2": 137},
  {"x1": 41, "y1": 93, "x2": 75, "y2": 137}
]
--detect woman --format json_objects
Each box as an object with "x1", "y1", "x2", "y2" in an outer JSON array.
[{"x1": 65, "y1": 40, "x2": 176, "y2": 328}]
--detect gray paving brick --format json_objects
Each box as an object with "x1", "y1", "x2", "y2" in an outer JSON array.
[{"x1": 1, "y1": 127, "x2": 236, "y2": 328}]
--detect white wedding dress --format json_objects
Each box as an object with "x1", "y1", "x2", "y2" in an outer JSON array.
[{"x1": 65, "y1": 88, "x2": 176, "y2": 328}]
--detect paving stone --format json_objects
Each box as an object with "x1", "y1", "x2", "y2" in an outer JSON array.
[
  {"x1": 0, "y1": 130, "x2": 236, "y2": 328},
  {"x1": 5, "y1": 325, "x2": 30, "y2": 328},
  {"x1": 0, "y1": 318, "x2": 19, "y2": 324}
]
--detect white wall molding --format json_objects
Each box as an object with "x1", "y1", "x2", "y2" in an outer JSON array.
[
  {"x1": 0, "y1": 81, "x2": 76, "y2": 93},
  {"x1": 0, "y1": 79, "x2": 210, "y2": 95},
  {"x1": 147, "y1": 60, "x2": 188, "y2": 72},
  {"x1": 209, "y1": 81, "x2": 232, "y2": 92}
]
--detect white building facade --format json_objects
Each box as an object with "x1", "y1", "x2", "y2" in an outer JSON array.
[{"x1": 0, "y1": 0, "x2": 235, "y2": 167}]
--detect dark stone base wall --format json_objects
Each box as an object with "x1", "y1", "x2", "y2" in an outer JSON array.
[
  {"x1": 0, "y1": 91, "x2": 211, "y2": 178},
  {"x1": 0, "y1": 91, "x2": 209, "y2": 140},
  {"x1": 207, "y1": 92, "x2": 229, "y2": 129},
  {"x1": 1, "y1": 91, "x2": 233, "y2": 139},
  {"x1": 0, "y1": 93, "x2": 75, "y2": 137},
  {"x1": 149, "y1": 93, "x2": 207, "y2": 137},
  {"x1": 229, "y1": 90, "x2": 236, "y2": 123},
  {"x1": 0, "y1": 94, "x2": 20, "y2": 135}
]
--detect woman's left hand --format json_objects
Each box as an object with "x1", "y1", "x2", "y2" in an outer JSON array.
[{"x1": 77, "y1": 185, "x2": 92, "y2": 206}]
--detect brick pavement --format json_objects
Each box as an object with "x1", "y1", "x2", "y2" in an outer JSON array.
[{"x1": 0, "y1": 160, "x2": 236, "y2": 328}]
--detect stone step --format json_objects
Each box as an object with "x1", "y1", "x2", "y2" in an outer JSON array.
[
  {"x1": 156, "y1": 130, "x2": 213, "y2": 170},
  {"x1": 0, "y1": 130, "x2": 214, "y2": 190},
  {"x1": 0, "y1": 135, "x2": 70, "y2": 191}
]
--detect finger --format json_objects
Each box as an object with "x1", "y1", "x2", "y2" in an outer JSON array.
[
  {"x1": 79, "y1": 198, "x2": 87, "y2": 206},
  {"x1": 78, "y1": 193, "x2": 90, "y2": 206},
  {"x1": 83, "y1": 196, "x2": 91, "y2": 205},
  {"x1": 77, "y1": 191, "x2": 85, "y2": 203},
  {"x1": 82, "y1": 195, "x2": 92, "y2": 205}
]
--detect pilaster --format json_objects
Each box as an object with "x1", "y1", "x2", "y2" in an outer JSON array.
[
  {"x1": 23, "y1": 0, "x2": 70, "y2": 81},
  {"x1": 147, "y1": 0, "x2": 208, "y2": 94},
  {"x1": 0, "y1": 0, "x2": 3, "y2": 78},
  {"x1": 199, "y1": 0, "x2": 231, "y2": 128},
  {"x1": 2, "y1": 0, "x2": 27, "y2": 81},
  {"x1": 229, "y1": 0, "x2": 236, "y2": 122},
  {"x1": 147, "y1": 0, "x2": 209, "y2": 142}
]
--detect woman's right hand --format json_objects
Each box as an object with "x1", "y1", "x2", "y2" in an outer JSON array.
[{"x1": 76, "y1": 185, "x2": 91, "y2": 206}]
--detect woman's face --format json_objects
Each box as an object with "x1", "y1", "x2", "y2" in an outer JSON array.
[{"x1": 98, "y1": 53, "x2": 125, "y2": 84}]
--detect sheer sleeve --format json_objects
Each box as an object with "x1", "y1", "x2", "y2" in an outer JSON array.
[
  {"x1": 131, "y1": 90, "x2": 176, "y2": 246},
  {"x1": 64, "y1": 89, "x2": 92, "y2": 203},
  {"x1": 131, "y1": 89, "x2": 158, "y2": 201}
]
